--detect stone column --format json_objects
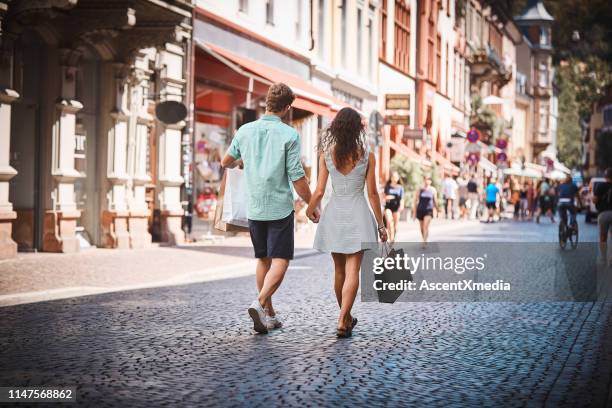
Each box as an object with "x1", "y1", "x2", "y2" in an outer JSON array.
[
  {"x1": 156, "y1": 43, "x2": 186, "y2": 245},
  {"x1": 42, "y1": 49, "x2": 82, "y2": 253},
  {"x1": 0, "y1": 88, "x2": 18, "y2": 258},
  {"x1": 126, "y1": 51, "x2": 153, "y2": 249},
  {"x1": 101, "y1": 63, "x2": 131, "y2": 249}
]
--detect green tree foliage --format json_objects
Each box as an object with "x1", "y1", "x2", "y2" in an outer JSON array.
[
  {"x1": 556, "y1": 67, "x2": 582, "y2": 168},
  {"x1": 389, "y1": 155, "x2": 423, "y2": 210}
]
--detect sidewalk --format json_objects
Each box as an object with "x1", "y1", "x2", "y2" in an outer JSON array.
[{"x1": 0, "y1": 218, "x2": 474, "y2": 307}]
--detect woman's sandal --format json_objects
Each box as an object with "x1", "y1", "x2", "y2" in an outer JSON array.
[
  {"x1": 336, "y1": 326, "x2": 352, "y2": 338},
  {"x1": 336, "y1": 317, "x2": 358, "y2": 338}
]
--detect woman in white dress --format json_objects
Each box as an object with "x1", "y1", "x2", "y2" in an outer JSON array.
[{"x1": 306, "y1": 107, "x2": 387, "y2": 338}]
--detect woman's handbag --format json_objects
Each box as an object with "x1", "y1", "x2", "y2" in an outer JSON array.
[{"x1": 375, "y1": 242, "x2": 411, "y2": 304}]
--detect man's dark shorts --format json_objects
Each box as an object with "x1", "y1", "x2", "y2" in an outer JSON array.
[{"x1": 248, "y1": 211, "x2": 294, "y2": 260}]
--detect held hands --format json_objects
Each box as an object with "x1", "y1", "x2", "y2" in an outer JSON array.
[
  {"x1": 306, "y1": 205, "x2": 321, "y2": 223},
  {"x1": 378, "y1": 225, "x2": 388, "y2": 242}
]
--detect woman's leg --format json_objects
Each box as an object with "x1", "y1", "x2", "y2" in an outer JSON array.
[
  {"x1": 418, "y1": 219, "x2": 425, "y2": 241},
  {"x1": 422, "y1": 215, "x2": 432, "y2": 242},
  {"x1": 338, "y1": 251, "x2": 364, "y2": 329},
  {"x1": 392, "y1": 211, "x2": 401, "y2": 240},
  {"x1": 384, "y1": 209, "x2": 395, "y2": 242},
  {"x1": 331, "y1": 252, "x2": 347, "y2": 308}
]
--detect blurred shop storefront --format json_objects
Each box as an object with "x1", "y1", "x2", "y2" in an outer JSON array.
[
  {"x1": 192, "y1": 8, "x2": 347, "y2": 232},
  {"x1": 0, "y1": 0, "x2": 193, "y2": 258}
]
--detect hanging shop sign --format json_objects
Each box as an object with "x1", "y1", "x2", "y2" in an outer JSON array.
[
  {"x1": 385, "y1": 94, "x2": 411, "y2": 110},
  {"x1": 467, "y1": 128, "x2": 481, "y2": 143},
  {"x1": 385, "y1": 114, "x2": 411, "y2": 126},
  {"x1": 402, "y1": 127, "x2": 425, "y2": 140}
]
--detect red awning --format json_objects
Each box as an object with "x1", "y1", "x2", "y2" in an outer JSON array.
[{"x1": 197, "y1": 41, "x2": 347, "y2": 118}]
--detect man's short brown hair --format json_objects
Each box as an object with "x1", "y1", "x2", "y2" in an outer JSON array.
[{"x1": 265, "y1": 83, "x2": 295, "y2": 112}]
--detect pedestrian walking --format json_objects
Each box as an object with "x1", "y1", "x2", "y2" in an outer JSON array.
[
  {"x1": 442, "y1": 174, "x2": 458, "y2": 219},
  {"x1": 594, "y1": 168, "x2": 612, "y2": 244},
  {"x1": 383, "y1": 171, "x2": 404, "y2": 242},
  {"x1": 221, "y1": 83, "x2": 317, "y2": 334},
  {"x1": 467, "y1": 174, "x2": 480, "y2": 220},
  {"x1": 485, "y1": 178, "x2": 500, "y2": 223},
  {"x1": 536, "y1": 178, "x2": 554, "y2": 223},
  {"x1": 519, "y1": 182, "x2": 529, "y2": 220},
  {"x1": 457, "y1": 173, "x2": 469, "y2": 220},
  {"x1": 527, "y1": 180, "x2": 537, "y2": 220},
  {"x1": 413, "y1": 176, "x2": 438, "y2": 245},
  {"x1": 307, "y1": 107, "x2": 387, "y2": 338}
]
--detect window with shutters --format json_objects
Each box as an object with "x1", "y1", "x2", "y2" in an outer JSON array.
[{"x1": 393, "y1": 1, "x2": 411, "y2": 74}]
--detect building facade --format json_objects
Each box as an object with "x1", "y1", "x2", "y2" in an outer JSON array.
[{"x1": 0, "y1": 0, "x2": 193, "y2": 258}]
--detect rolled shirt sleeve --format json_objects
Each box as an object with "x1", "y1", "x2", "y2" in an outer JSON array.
[
  {"x1": 286, "y1": 135, "x2": 305, "y2": 182},
  {"x1": 227, "y1": 133, "x2": 241, "y2": 160}
]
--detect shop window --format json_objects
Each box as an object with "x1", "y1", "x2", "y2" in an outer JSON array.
[
  {"x1": 239, "y1": 0, "x2": 248, "y2": 13},
  {"x1": 266, "y1": 0, "x2": 274, "y2": 25},
  {"x1": 341, "y1": 0, "x2": 347, "y2": 67},
  {"x1": 357, "y1": 8, "x2": 363, "y2": 72},
  {"x1": 380, "y1": 0, "x2": 387, "y2": 59},
  {"x1": 393, "y1": 0, "x2": 410, "y2": 75},
  {"x1": 318, "y1": 0, "x2": 326, "y2": 58}
]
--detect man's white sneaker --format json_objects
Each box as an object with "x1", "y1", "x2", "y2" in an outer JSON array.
[
  {"x1": 248, "y1": 300, "x2": 269, "y2": 334},
  {"x1": 265, "y1": 314, "x2": 283, "y2": 330}
]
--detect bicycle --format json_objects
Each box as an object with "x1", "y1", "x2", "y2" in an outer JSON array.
[{"x1": 558, "y1": 203, "x2": 578, "y2": 249}]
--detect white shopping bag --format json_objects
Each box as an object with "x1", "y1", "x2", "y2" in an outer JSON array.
[{"x1": 222, "y1": 168, "x2": 249, "y2": 228}]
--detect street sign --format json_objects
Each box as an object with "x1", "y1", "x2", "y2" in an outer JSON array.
[
  {"x1": 467, "y1": 153, "x2": 480, "y2": 164},
  {"x1": 385, "y1": 114, "x2": 410, "y2": 126},
  {"x1": 467, "y1": 128, "x2": 480, "y2": 143},
  {"x1": 497, "y1": 152, "x2": 508, "y2": 162},
  {"x1": 385, "y1": 94, "x2": 410, "y2": 110},
  {"x1": 402, "y1": 127, "x2": 425, "y2": 140},
  {"x1": 496, "y1": 138, "x2": 508, "y2": 150}
]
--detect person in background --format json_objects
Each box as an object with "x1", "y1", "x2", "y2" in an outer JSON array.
[
  {"x1": 485, "y1": 178, "x2": 501, "y2": 223},
  {"x1": 467, "y1": 174, "x2": 480, "y2": 220},
  {"x1": 442, "y1": 174, "x2": 458, "y2": 220},
  {"x1": 511, "y1": 178, "x2": 520, "y2": 220},
  {"x1": 536, "y1": 178, "x2": 552, "y2": 223},
  {"x1": 527, "y1": 180, "x2": 537, "y2": 221},
  {"x1": 457, "y1": 173, "x2": 469, "y2": 220},
  {"x1": 222, "y1": 83, "x2": 316, "y2": 334},
  {"x1": 556, "y1": 174, "x2": 580, "y2": 228},
  {"x1": 413, "y1": 176, "x2": 438, "y2": 245},
  {"x1": 519, "y1": 182, "x2": 529, "y2": 220},
  {"x1": 594, "y1": 168, "x2": 612, "y2": 244},
  {"x1": 383, "y1": 171, "x2": 404, "y2": 242}
]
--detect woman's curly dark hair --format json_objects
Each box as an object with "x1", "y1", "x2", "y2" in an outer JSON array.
[{"x1": 318, "y1": 107, "x2": 365, "y2": 169}]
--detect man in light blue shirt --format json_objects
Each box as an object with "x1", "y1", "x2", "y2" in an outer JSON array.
[{"x1": 222, "y1": 83, "x2": 316, "y2": 334}]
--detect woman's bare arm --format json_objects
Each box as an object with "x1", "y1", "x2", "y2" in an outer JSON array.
[
  {"x1": 306, "y1": 152, "x2": 329, "y2": 222},
  {"x1": 366, "y1": 153, "x2": 384, "y2": 226}
]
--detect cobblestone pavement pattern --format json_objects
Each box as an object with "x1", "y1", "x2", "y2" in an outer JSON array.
[{"x1": 1, "y1": 217, "x2": 611, "y2": 407}]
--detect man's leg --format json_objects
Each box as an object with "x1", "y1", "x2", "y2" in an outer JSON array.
[
  {"x1": 256, "y1": 212, "x2": 294, "y2": 309},
  {"x1": 258, "y1": 258, "x2": 290, "y2": 306},
  {"x1": 256, "y1": 257, "x2": 273, "y2": 314}
]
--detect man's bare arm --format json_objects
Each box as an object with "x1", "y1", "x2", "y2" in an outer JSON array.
[{"x1": 292, "y1": 176, "x2": 312, "y2": 204}]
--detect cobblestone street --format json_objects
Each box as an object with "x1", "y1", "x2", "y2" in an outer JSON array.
[{"x1": 1, "y1": 217, "x2": 611, "y2": 407}]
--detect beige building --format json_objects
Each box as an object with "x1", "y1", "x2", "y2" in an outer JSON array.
[{"x1": 0, "y1": 0, "x2": 193, "y2": 258}]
